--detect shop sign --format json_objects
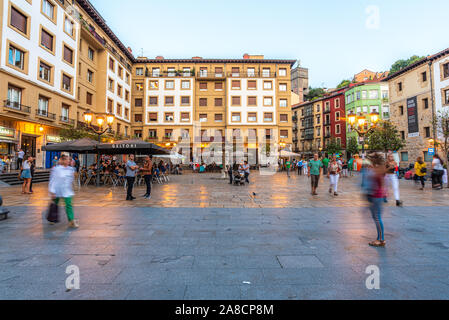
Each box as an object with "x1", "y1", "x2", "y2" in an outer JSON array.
[
  {"x1": 47, "y1": 135, "x2": 62, "y2": 143},
  {"x1": 0, "y1": 126, "x2": 15, "y2": 138}
]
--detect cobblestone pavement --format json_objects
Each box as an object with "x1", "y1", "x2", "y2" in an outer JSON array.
[{"x1": 0, "y1": 173, "x2": 448, "y2": 300}]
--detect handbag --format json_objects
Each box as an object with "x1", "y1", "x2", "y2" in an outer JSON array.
[
  {"x1": 46, "y1": 202, "x2": 60, "y2": 223},
  {"x1": 421, "y1": 167, "x2": 427, "y2": 174}
]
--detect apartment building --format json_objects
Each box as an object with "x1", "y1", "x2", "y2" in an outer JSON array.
[
  {"x1": 322, "y1": 89, "x2": 346, "y2": 150},
  {"x1": 293, "y1": 101, "x2": 315, "y2": 154},
  {"x1": 131, "y1": 56, "x2": 295, "y2": 164},
  {"x1": 0, "y1": 0, "x2": 80, "y2": 167}
]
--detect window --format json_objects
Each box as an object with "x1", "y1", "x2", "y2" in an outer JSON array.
[
  {"x1": 7, "y1": 85, "x2": 22, "y2": 108},
  {"x1": 181, "y1": 113, "x2": 190, "y2": 122},
  {"x1": 86, "y1": 92, "x2": 93, "y2": 105},
  {"x1": 63, "y1": 45, "x2": 73, "y2": 64},
  {"x1": 279, "y1": 68, "x2": 287, "y2": 77},
  {"x1": 382, "y1": 91, "x2": 388, "y2": 100},
  {"x1": 262, "y1": 68, "x2": 270, "y2": 77},
  {"x1": 400, "y1": 131, "x2": 405, "y2": 140},
  {"x1": 199, "y1": 114, "x2": 207, "y2": 123},
  {"x1": 149, "y1": 80, "x2": 158, "y2": 90},
  {"x1": 399, "y1": 105, "x2": 404, "y2": 115},
  {"x1": 279, "y1": 83, "x2": 287, "y2": 92},
  {"x1": 181, "y1": 96, "x2": 190, "y2": 105},
  {"x1": 125, "y1": 73, "x2": 130, "y2": 83},
  {"x1": 124, "y1": 108, "x2": 129, "y2": 119},
  {"x1": 425, "y1": 127, "x2": 431, "y2": 138},
  {"x1": 443, "y1": 63, "x2": 449, "y2": 78},
  {"x1": 231, "y1": 113, "x2": 241, "y2": 122},
  {"x1": 39, "y1": 61, "x2": 51, "y2": 82},
  {"x1": 135, "y1": 114, "x2": 143, "y2": 123},
  {"x1": 444, "y1": 89, "x2": 449, "y2": 105},
  {"x1": 199, "y1": 98, "x2": 207, "y2": 107},
  {"x1": 152, "y1": 68, "x2": 160, "y2": 77},
  {"x1": 280, "y1": 114, "x2": 288, "y2": 122},
  {"x1": 422, "y1": 72, "x2": 427, "y2": 82},
  {"x1": 167, "y1": 68, "x2": 176, "y2": 77},
  {"x1": 199, "y1": 67, "x2": 208, "y2": 77},
  {"x1": 279, "y1": 99, "x2": 287, "y2": 107},
  {"x1": 40, "y1": 28, "x2": 54, "y2": 52},
  {"x1": 356, "y1": 91, "x2": 361, "y2": 100},
  {"x1": 165, "y1": 113, "x2": 174, "y2": 122},
  {"x1": 62, "y1": 74, "x2": 72, "y2": 92},
  {"x1": 335, "y1": 99, "x2": 340, "y2": 108},
  {"x1": 108, "y1": 78, "x2": 114, "y2": 91},
  {"x1": 61, "y1": 104, "x2": 69, "y2": 120},
  {"x1": 215, "y1": 98, "x2": 223, "y2": 107},
  {"x1": 183, "y1": 68, "x2": 191, "y2": 77},
  {"x1": 264, "y1": 113, "x2": 273, "y2": 122},
  {"x1": 215, "y1": 82, "x2": 223, "y2": 90},
  {"x1": 165, "y1": 96, "x2": 174, "y2": 106},
  {"x1": 38, "y1": 96, "x2": 49, "y2": 115},
  {"x1": 109, "y1": 58, "x2": 115, "y2": 71},
  {"x1": 248, "y1": 80, "x2": 257, "y2": 90},
  {"x1": 64, "y1": 16, "x2": 74, "y2": 37},
  {"x1": 248, "y1": 113, "x2": 257, "y2": 122},
  {"x1": 231, "y1": 67, "x2": 240, "y2": 77},
  {"x1": 107, "y1": 99, "x2": 113, "y2": 113},
  {"x1": 116, "y1": 103, "x2": 122, "y2": 115},
  {"x1": 165, "y1": 80, "x2": 174, "y2": 90},
  {"x1": 401, "y1": 152, "x2": 409, "y2": 162},
  {"x1": 336, "y1": 124, "x2": 341, "y2": 134},
  {"x1": 335, "y1": 112, "x2": 340, "y2": 121},
  {"x1": 136, "y1": 68, "x2": 144, "y2": 76},
  {"x1": 215, "y1": 67, "x2": 223, "y2": 77},
  {"x1": 398, "y1": 82, "x2": 403, "y2": 92},
  {"x1": 135, "y1": 98, "x2": 143, "y2": 107},
  {"x1": 181, "y1": 80, "x2": 190, "y2": 89},
  {"x1": 88, "y1": 48, "x2": 94, "y2": 60},
  {"x1": 147, "y1": 97, "x2": 157, "y2": 106},
  {"x1": 199, "y1": 82, "x2": 207, "y2": 90},
  {"x1": 148, "y1": 113, "x2": 158, "y2": 122},
  {"x1": 134, "y1": 130, "x2": 142, "y2": 138},
  {"x1": 423, "y1": 98, "x2": 429, "y2": 109},
  {"x1": 247, "y1": 68, "x2": 255, "y2": 77},
  {"x1": 215, "y1": 114, "x2": 223, "y2": 122},
  {"x1": 264, "y1": 97, "x2": 273, "y2": 106},
  {"x1": 165, "y1": 129, "x2": 173, "y2": 138},
  {"x1": 265, "y1": 129, "x2": 272, "y2": 138},
  {"x1": 42, "y1": 0, "x2": 55, "y2": 20},
  {"x1": 148, "y1": 129, "x2": 157, "y2": 137},
  {"x1": 369, "y1": 90, "x2": 379, "y2": 99},
  {"x1": 248, "y1": 97, "x2": 257, "y2": 106},
  {"x1": 10, "y1": 6, "x2": 28, "y2": 35},
  {"x1": 231, "y1": 96, "x2": 241, "y2": 106},
  {"x1": 8, "y1": 45, "x2": 25, "y2": 70},
  {"x1": 87, "y1": 69, "x2": 93, "y2": 83},
  {"x1": 263, "y1": 81, "x2": 273, "y2": 90},
  {"x1": 118, "y1": 66, "x2": 123, "y2": 78},
  {"x1": 280, "y1": 130, "x2": 288, "y2": 139},
  {"x1": 231, "y1": 80, "x2": 241, "y2": 89}
]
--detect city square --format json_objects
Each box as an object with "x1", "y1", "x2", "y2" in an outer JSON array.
[{"x1": 1, "y1": 172, "x2": 449, "y2": 300}]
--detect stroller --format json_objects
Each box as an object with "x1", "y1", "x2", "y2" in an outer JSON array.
[{"x1": 233, "y1": 171, "x2": 245, "y2": 185}]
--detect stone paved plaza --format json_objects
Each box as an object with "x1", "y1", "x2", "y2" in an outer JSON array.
[{"x1": 1, "y1": 172, "x2": 449, "y2": 300}]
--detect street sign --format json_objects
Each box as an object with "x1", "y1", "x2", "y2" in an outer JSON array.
[{"x1": 428, "y1": 148, "x2": 435, "y2": 156}]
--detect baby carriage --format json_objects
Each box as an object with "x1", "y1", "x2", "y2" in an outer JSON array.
[{"x1": 233, "y1": 171, "x2": 245, "y2": 185}]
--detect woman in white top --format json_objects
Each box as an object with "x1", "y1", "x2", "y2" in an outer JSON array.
[
  {"x1": 21, "y1": 156, "x2": 32, "y2": 194},
  {"x1": 431, "y1": 154, "x2": 444, "y2": 190}
]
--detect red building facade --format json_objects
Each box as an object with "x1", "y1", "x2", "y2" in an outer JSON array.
[{"x1": 322, "y1": 89, "x2": 347, "y2": 151}]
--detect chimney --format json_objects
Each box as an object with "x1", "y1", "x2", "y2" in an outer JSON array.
[
  {"x1": 155, "y1": 56, "x2": 164, "y2": 60},
  {"x1": 243, "y1": 53, "x2": 250, "y2": 59},
  {"x1": 127, "y1": 47, "x2": 133, "y2": 54},
  {"x1": 192, "y1": 56, "x2": 203, "y2": 60}
]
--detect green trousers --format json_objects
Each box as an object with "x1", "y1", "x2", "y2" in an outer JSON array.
[{"x1": 54, "y1": 197, "x2": 74, "y2": 222}]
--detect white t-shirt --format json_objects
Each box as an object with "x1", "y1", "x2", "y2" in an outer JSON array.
[
  {"x1": 22, "y1": 160, "x2": 31, "y2": 170},
  {"x1": 433, "y1": 159, "x2": 444, "y2": 171},
  {"x1": 18, "y1": 151, "x2": 25, "y2": 159}
]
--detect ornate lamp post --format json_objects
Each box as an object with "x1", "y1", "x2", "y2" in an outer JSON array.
[
  {"x1": 347, "y1": 110, "x2": 380, "y2": 157},
  {"x1": 83, "y1": 111, "x2": 115, "y2": 186}
]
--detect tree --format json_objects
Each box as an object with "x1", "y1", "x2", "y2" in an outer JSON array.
[
  {"x1": 347, "y1": 136, "x2": 359, "y2": 156},
  {"x1": 325, "y1": 138, "x2": 342, "y2": 155},
  {"x1": 305, "y1": 87, "x2": 325, "y2": 101},
  {"x1": 390, "y1": 55, "x2": 426, "y2": 74},
  {"x1": 337, "y1": 79, "x2": 351, "y2": 89},
  {"x1": 433, "y1": 110, "x2": 449, "y2": 176},
  {"x1": 59, "y1": 127, "x2": 97, "y2": 142},
  {"x1": 366, "y1": 121, "x2": 405, "y2": 153}
]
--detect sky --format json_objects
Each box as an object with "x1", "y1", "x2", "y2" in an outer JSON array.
[{"x1": 89, "y1": 0, "x2": 449, "y2": 88}]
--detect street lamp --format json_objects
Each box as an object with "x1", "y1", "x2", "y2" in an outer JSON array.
[{"x1": 347, "y1": 110, "x2": 380, "y2": 157}]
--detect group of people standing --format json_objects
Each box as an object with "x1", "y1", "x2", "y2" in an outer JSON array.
[{"x1": 414, "y1": 154, "x2": 447, "y2": 190}]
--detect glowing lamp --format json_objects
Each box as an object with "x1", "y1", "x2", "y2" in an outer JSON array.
[
  {"x1": 348, "y1": 111, "x2": 357, "y2": 125},
  {"x1": 358, "y1": 117, "x2": 366, "y2": 127},
  {"x1": 96, "y1": 115, "x2": 105, "y2": 127},
  {"x1": 106, "y1": 114, "x2": 115, "y2": 125},
  {"x1": 84, "y1": 112, "x2": 93, "y2": 124},
  {"x1": 369, "y1": 112, "x2": 380, "y2": 124}
]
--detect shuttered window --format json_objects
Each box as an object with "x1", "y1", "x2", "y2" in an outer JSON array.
[
  {"x1": 62, "y1": 74, "x2": 71, "y2": 91},
  {"x1": 280, "y1": 114, "x2": 288, "y2": 122},
  {"x1": 248, "y1": 97, "x2": 257, "y2": 106},
  {"x1": 149, "y1": 113, "x2": 158, "y2": 122},
  {"x1": 232, "y1": 96, "x2": 241, "y2": 106},
  {"x1": 11, "y1": 7, "x2": 27, "y2": 34},
  {"x1": 41, "y1": 29, "x2": 53, "y2": 51},
  {"x1": 215, "y1": 114, "x2": 223, "y2": 122},
  {"x1": 199, "y1": 82, "x2": 207, "y2": 90},
  {"x1": 199, "y1": 98, "x2": 207, "y2": 107},
  {"x1": 214, "y1": 98, "x2": 223, "y2": 107},
  {"x1": 63, "y1": 46, "x2": 73, "y2": 64},
  {"x1": 248, "y1": 80, "x2": 257, "y2": 89},
  {"x1": 181, "y1": 113, "x2": 190, "y2": 121}
]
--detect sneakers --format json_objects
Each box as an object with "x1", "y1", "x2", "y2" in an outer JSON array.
[
  {"x1": 68, "y1": 220, "x2": 79, "y2": 229},
  {"x1": 144, "y1": 195, "x2": 152, "y2": 200},
  {"x1": 396, "y1": 200, "x2": 403, "y2": 207}
]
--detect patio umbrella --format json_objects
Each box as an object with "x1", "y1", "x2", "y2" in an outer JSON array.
[
  {"x1": 280, "y1": 150, "x2": 301, "y2": 158},
  {"x1": 97, "y1": 139, "x2": 170, "y2": 155},
  {"x1": 42, "y1": 138, "x2": 100, "y2": 153}
]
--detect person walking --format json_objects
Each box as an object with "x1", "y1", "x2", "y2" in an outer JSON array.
[
  {"x1": 29, "y1": 157, "x2": 35, "y2": 194},
  {"x1": 303, "y1": 159, "x2": 308, "y2": 176},
  {"x1": 240, "y1": 161, "x2": 250, "y2": 183},
  {"x1": 308, "y1": 154, "x2": 323, "y2": 196},
  {"x1": 286, "y1": 159, "x2": 291, "y2": 178},
  {"x1": 431, "y1": 154, "x2": 444, "y2": 190},
  {"x1": 125, "y1": 154, "x2": 138, "y2": 201},
  {"x1": 141, "y1": 155, "x2": 153, "y2": 199},
  {"x1": 367, "y1": 153, "x2": 387, "y2": 247},
  {"x1": 49, "y1": 155, "x2": 78, "y2": 228},
  {"x1": 20, "y1": 155, "x2": 32, "y2": 194},
  {"x1": 228, "y1": 165, "x2": 233, "y2": 184},
  {"x1": 322, "y1": 155, "x2": 330, "y2": 176},
  {"x1": 386, "y1": 153, "x2": 403, "y2": 207},
  {"x1": 328, "y1": 155, "x2": 342, "y2": 196},
  {"x1": 341, "y1": 160, "x2": 348, "y2": 178},
  {"x1": 414, "y1": 157, "x2": 427, "y2": 190},
  {"x1": 17, "y1": 149, "x2": 25, "y2": 170},
  {"x1": 348, "y1": 156, "x2": 354, "y2": 177},
  {"x1": 297, "y1": 159, "x2": 303, "y2": 175}
]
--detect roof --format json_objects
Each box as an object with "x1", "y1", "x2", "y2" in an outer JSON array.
[
  {"x1": 134, "y1": 58, "x2": 297, "y2": 66},
  {"x1": 382, "y1": 57, "x2": 429, "y2": 82},
  {"x1": 75, "y1": 0, "x2": 135, "y2": 62}
]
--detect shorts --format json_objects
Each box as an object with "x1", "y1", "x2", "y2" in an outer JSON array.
[
  {"x1": 311, "y1": 174, "x2": 320, "y2": 188},
  {"x1": 21, "y1": 169, "x2": 31, "y2": 179}
]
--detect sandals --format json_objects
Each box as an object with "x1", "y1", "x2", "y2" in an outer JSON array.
[{"x1": 369, "y1": 240, "x2": 386, "y2": 247}]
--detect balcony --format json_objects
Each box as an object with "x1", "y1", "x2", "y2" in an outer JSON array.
[
  {"x1": 228, "y1": 72, "x2": 276, "y2": 78},
  {"x1": 36, "y1": 109, "x2": 56, "y2": 121},
  {"x1": 60, "y1": 116, "x2": 75, "y2": 126},
  {"x1": 292, "y1": 115, "x2": 298, "y2": 122},
  {"x1": 147, "y1": 70, "x2": 195, "y2": 78},
  {"x1": 293, "y1": 126, "x2": 298, "y2": 132},
  {"x1": 3, "y1": 100, "x2": 31, "y2": 115},
  {"x1": 79, "y1": 17, "x2": 106, "y2": 46},
  {"x1": 324, "y1": 108, "x2": 331, "y2": 114},
  {"x1": 195, "y1": 72, "x2": 226, "y2": 80}
]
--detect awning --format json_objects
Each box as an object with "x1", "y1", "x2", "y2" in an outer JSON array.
[
  {"x1": 41, "y1": 138, "x2": 100, "y2": 153},
  {"x1": 0, "y1": 139, "x2": 19, "y2": 144},
  {"x1": 97, "y1": 139, "x2": 170, "y2": 155}
]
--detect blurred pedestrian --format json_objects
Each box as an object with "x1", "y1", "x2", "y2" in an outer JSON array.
[
  {"x1": 385, "y1": 153, "x2": 403, "y2": 207},
  {"x1": 414, "y1": 157, "x2": 427, "y2": 190},
  {"x1": 141, "y1": 155, "x2": 153, "y2": 199},
  {"x1": 328, "y1": 155, "x2": 342, "y2": 196},
  {"x1": 431, "y1": 154, "x2": 444, "y2": 190},
  {"x1": 125, "y1": 154, "x2": 138, "y2": 201},
  {"x1": 20, "y1": 155, "x2": 32, "y2": 194}
]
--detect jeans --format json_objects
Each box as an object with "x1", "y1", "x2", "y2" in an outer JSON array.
[
  {"x1": 369, "y1": 197, "x2": 385, "y2": 241},
  {"x1": 17, "y1": 158, "x2": 22, "y2": 170},
  {"x1": 54, "y1": 197, "x2": 74, "y2": 222},
  {"x1": 144, "y1": 175, "x2": 152, "y2": 196},
  {"x1": 244, "y1": 172, "x2": 249, "y2": 183},
  {"x1": 126, "y1": 176, "x2": 135, "y2": 199}
]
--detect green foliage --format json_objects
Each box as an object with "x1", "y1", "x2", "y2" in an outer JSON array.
[
  {"x1": 366, "y1": 121, "x2": 405, "y2": 152},
  {"x1": 337, "y1": 79, "x2": 351, "y2": 89},
  {"x1": 390, "y1": 55, "x2": 426, "y2": 74},
  {"x1": 346, "y1": 136, "x2": 359, "y2": 156},
  {"x1": 305, "y1": 87, "x2": 325, "y2": 101},
  {"x1": 59, "y1": 127, "x2": 97, "y2": 142},
  {"x1": 325, "y1": 138, "x2": 342, "y2": 155}
]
